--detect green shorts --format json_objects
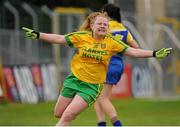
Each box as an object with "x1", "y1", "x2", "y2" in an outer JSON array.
[{"x1": 60, "y1": 73, "x2": 103, "y2": 106}]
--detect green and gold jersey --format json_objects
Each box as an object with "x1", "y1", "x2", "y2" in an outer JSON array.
[{"x1": 65, "y1": 31, "x2": 129, "y2": 84}]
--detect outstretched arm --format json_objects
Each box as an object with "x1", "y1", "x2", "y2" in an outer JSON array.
[
  {"x1": 39, "y1": 33, "x2": 66, "y2": 44},
  {"x1": 22, "y1": 27, "x2": 67, "y2": 45},
  {"x1": 124, "y1": 47, "x2": 172, "y2": 59}
]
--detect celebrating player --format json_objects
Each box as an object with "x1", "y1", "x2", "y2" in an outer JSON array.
[{"x1": 22, "y1": 12, "x2": 172, "y2": 126}]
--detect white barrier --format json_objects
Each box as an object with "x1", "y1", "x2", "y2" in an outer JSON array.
[
  {"x1": 41, "y1": 64, "x2": 58, "y2": 101},
  {"x1": 13, "y1": 66, "x2": 38, "y2": 103},
  {"x1": 132, "y1": 65, "x2": 155, "y2": 97},
  {"x1": 3, "y1": 64, "x2": 59, "y2": 103},
  {"x1": 0, "y1": 83, "x2": 3, "y2": 97},
  {"x1": 31, "y1": 65, "x2": 44, "y2": 101}
]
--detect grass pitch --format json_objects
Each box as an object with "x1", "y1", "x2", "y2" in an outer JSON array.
[{"x1": 0, "y1": 98, "x2": 180, "y2": 126}]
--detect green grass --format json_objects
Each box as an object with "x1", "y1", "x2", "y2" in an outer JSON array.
[{"x1": 0, "y1": 98, "x2": 180, "y2": 126}]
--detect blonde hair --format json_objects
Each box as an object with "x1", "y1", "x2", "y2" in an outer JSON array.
[{"x1": 79, "y1": 12, "x2": 109, "y2": 31}]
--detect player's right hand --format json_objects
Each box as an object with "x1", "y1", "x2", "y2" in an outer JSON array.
[{"x1": 22, "y1": 27, "x2": 39, "y2": 39}]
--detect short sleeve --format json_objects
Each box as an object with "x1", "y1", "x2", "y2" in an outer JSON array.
[
  {"x1": 64, "y1": 31, "x2": 89, "y2": 48},
  {"x1": 126, "y1": 31, "x2": 134, "y2": 42},
  {"x1": 117, "y1": 40, "x2": 129, "y2": 53},
  {"x1": 109, "y1": 35, "x2": 129, "y2": 53},
  {"x1": 64, "y1": 32, "x2": 80, "y2": 48}
]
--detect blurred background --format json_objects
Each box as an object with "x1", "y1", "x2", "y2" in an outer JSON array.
[{"x1": 0, "y1": 0, "x2": 180, "y2": 125}]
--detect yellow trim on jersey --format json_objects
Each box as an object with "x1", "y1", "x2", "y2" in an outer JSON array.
[{"x1": 109, "y1": 20, "x2": 134, "y2": 42}]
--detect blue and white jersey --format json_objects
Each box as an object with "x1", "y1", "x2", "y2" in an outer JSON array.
[{"x1": 106, "y1": 20, "x2": 134, "y2": 84}]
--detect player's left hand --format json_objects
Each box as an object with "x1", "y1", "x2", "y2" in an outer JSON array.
[
  {"x1": 153, "y1": 48, "x2": 172, "y2": 58},
  {"x1": 22, "y1": 27, "x2": 39, "y2": 39}
]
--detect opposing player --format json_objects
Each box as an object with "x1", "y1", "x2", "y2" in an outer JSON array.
[
  {"x1": 22, "y1": 12, "x2": 171, "y2": 126},
  {"x1": 94, "y1": 3, "x2": 140, "y2": 126}
]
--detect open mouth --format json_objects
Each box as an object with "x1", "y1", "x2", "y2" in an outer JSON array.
[{"x1": 98, "y1": 28, "x2": 106, "y2": 33}]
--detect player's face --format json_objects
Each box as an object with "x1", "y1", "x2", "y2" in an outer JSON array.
[{"x1": 91, "y1": 16, "x2": 109, "y2": 39}]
